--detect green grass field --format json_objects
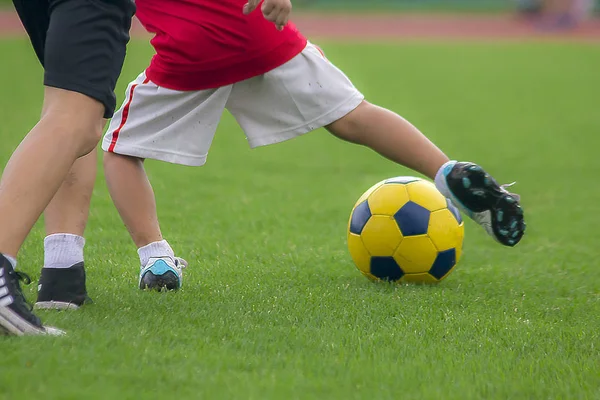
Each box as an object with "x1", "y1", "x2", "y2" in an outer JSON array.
[{"x1": 0, "y1": 38, "x2": 599, "y2": 399}]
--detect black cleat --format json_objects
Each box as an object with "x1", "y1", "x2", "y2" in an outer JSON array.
[
  {"x1": 438, "y1": 161, "x2": 526, "y2": 247},
  {"x1": 0, "y1": 254, "x2": 64, "y2": 336},
  {"x1": 35, "y1": 262, "x2": 92, "y2": 310}
]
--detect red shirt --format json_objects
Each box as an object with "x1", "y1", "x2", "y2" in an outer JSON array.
[{"x1": 137, "y1": 0, "x2": 307, "y2": 91}]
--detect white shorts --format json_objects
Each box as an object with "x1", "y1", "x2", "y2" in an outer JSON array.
[{"x1": 102, "y1": 42, "x2": 364, "y2": 166}]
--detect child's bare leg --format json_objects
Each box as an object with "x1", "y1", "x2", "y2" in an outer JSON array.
[
  {"x1": 326, "y1": 101, "x2": 449, "y2": 180},
  {"x1": 103, "y1": 151, "x2": 182, "y2": 290},
  {"x1": 103, "y1": 152, "x2": 163, "y2": 248},
  {"x1": 326, "y1": 100, "x2": 525, "y2": 247}
]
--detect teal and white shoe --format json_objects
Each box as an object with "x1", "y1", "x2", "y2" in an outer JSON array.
[
  {"x1": 436, "y1": 161, "x2": 526, "y2": 247},
  {"x1": 138, "y1": 257, "x2": 188, "y2": 291}
]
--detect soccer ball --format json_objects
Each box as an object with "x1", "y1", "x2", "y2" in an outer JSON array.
[{"x1": 347, "y1": 176, "x2": 464, "y2": 283}]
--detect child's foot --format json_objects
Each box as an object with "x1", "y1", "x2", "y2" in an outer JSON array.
[
  {"x1": 435, "y1": 161, "x2": 525, "y2": 247},
  {"x1": 139, "y1": 256, "x2": 187, "y2": 291}
]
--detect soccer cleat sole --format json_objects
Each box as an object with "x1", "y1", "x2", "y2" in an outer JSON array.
[
  {"x1": 448, "y1": 163, "x2": 526, "y2": 247},
  {"x1": 34, "y1": 301, "x2": 82, "y2": 311},
  {"x1": 139, "y1": 271, "x2": 181, "y2": 291}
]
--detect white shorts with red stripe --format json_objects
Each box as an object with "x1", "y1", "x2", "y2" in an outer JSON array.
[{"x1": 102, "y1": 42, "x2": 364, "y2": 166}]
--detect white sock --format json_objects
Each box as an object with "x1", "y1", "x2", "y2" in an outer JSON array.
[
  {"x1": 434, "y1": 160, "x2": 457, "y2": 198},
  {"x1": 138, "y1": 240, "x2": 174, "y2": 267},
  {"x1": 43, "y1": 233, "x2": 85, "y2": 269},
  {"x1": 3, "y1": 254, "x2": 17, "y2": 269}
]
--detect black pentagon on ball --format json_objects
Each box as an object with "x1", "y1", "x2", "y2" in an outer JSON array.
[
  {"x1": 446, "y1": 198, "x2": 463, "y2": 224},
  {"x1": 393, "y1": 201, "x2": 431, "y2": 236},
  {"x1": 429, "y1": 248, "x2": 457, "y2": 280},
  {"x1": 385, "y1": 176, "x2": 420, "y2": 184},
  {"x1": 350, "y1": 200, "x2": 371, "y2": 235},
  {"x1": 370, "y1": 256, "x2": 404, "y2": 282}
]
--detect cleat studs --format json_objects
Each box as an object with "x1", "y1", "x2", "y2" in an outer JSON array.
[
  {"x1": 511, "y1": 231, "x2": 520, "y2": 238},
  {"x1": 473, "y1": 189, "x2": 486, "y2": 197},
  {"x1": 462, "y1": 177, "x2": 471, "y2": 188},
  {"x1": 510, "y1": 220, "x2": 518, "y2": 229},
  {"x1": 505, "y1": 196, "x2": 516, "y2": 204},
  {"x1": 499, "y1": 229, "x2": 509, "y2": 236},
  {"x1": 507, "y1": 239, "x2": 515, "y2": 246},
  {"x1": 497, "y1": 210, "x2": 504, "y2": 222},
  {"x1": 468, "y1": 165, "x2": 481, "y2": 172},
  {"x1": 515, "y1": 207, "x2": 523, "y2": 215}
]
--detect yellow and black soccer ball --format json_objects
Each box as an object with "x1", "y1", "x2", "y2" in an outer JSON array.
[{"x1": 347, "y1": 176, "x2": 464, "y2": 283}]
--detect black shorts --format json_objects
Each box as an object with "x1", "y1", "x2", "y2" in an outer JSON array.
[{"x1": 12, "y1": 0, "x2": 135, "y2": 118}]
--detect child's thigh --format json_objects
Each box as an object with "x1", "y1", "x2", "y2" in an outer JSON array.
[{"x1": 226, "y1": 42, "x2": 364, "y2": 148}]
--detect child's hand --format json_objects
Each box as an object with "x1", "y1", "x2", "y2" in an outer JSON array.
[{"x1": 243, "y1": 0, "x2": 292, "y2": 31}]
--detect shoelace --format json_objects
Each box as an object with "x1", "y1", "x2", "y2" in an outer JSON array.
[
  {"x1": 15, "y1": 271, "x2": 32, "y2": 285},
  {"x1": 500, "y1": 182, "x2": 521, "y2": 202},
  {"x1": 174, "y1": 257, "x2": 188, "y2": 269},
  {"x1": 10, "y1": 271, "x2": 34, "y2": 311}
]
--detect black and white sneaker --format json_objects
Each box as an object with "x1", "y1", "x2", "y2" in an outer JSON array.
[
  {"x1": 437, "y1": 161, "x2": 526, "y2": 247},
  {"x1": 0, "y1": 254, "x2": 65, "y2": 336},
  {"x1": 35, "y1": 262, "x2": 92, "y2": 310}
]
